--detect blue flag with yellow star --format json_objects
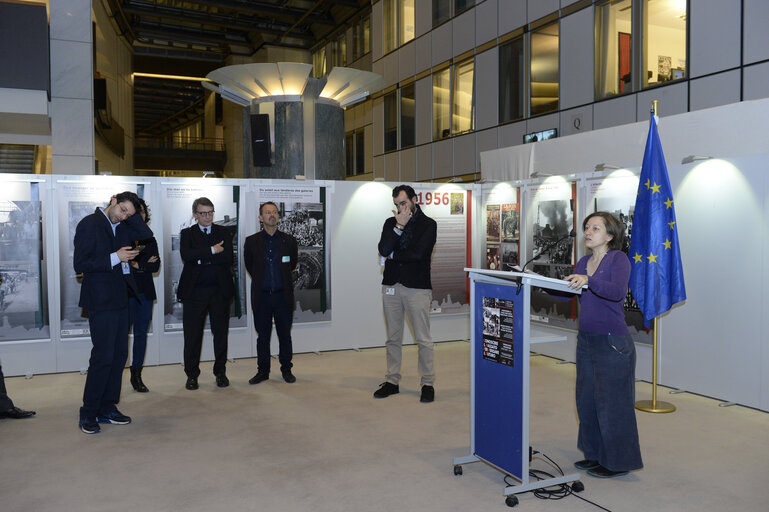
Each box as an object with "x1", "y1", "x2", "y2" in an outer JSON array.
[{"x1": 628, "y1": 113, "x2": 686, "y2": 327}]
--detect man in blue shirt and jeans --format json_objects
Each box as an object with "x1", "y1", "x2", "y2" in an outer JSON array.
[{"x1": 244, "y1": 202, "x2": 299, "y2": 385}]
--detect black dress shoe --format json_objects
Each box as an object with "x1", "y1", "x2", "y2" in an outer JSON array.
[
  {"x1": 420, "y1": 385, "x2": 435, "y2": 403},
  {"x1": 373, "y1": 382, "x2": 399, "y2": 398},
  {"x1": 130, "y1": 367, "x2": 149, "y2": 393},
  {"x1": 0, "y1": 406, "x2": 36, "y2": 419},
  {"x1": 281, "y1": 370, "x2": 296, "y2": 383},
  {"x1": 587, "y1": 465, "x2": 629, "y2": 478},
  {"x1": 249, "y1": 371, "x2": 269, "y2": 385},
  {"x1": 216, "y1": 374, "x2": 230, "y2": 388},
  {"x1": 574, "y1": 459, "x2": 600, "y2": 470},
  {"x1": 185, "y1": 377, "x2": 199, "y2": 390}
]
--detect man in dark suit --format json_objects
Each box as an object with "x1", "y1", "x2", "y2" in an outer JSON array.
[
  {"x1": 74, "y1": 191, "x2": 147, "y2": 434},
  {"x1": 244, "y1": 202, "x2": 298, "y2": 384},
  {"x1": 177, "y1": 197, "x2": 235, "y2": 390}
]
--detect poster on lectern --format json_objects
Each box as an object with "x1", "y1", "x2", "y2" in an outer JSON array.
[
  {"x1": 162, "y1": 183, "x2": 246, "y2": 332},
  {"x1": 0, "y1": 180, "x2": 48, "y2": 342},
  {"x1": 253, "y1": 185, "x2": 330, "y2": 323},
  {"x1": 57, "y1": 181, "x2": 145, "y2": 337},
  {"x1": 527, "y1": 179, "x2": 577, "y2": 329},
  {"x1": 414, "y1": 187, "x2": 469, "y2": 315},
  {"x1": 587, "y1": 173, "x2": 652, "y2": 344}
]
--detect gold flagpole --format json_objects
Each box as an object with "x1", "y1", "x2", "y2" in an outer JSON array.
[
  {"x1": 635, "y1": 317, "x2": 675, "y2": 413},
  {"x1": 635, "y1": 99, "x2": 675, "y2": 413}
]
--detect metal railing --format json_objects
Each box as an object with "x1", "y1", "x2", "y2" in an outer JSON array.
[{"x1": 134, "y1": 137, "x2": 226, "y2": 152}]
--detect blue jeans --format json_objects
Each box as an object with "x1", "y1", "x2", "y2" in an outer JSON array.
[
  {"x1": 254, "y1": 291, "x2": 293, "y2": 373},
  {"x1": 576, "y1": 331, "x2": 643, "y2": 472},
  {"x1": 128, "y1": 293, "x2": 153, "y2": 370}
]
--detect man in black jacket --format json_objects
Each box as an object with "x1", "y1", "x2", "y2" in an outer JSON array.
[
  {"x1": 375, "y1": 185, "x2": 437, "y2": 403},
  {"x1": 244, "y1": 202, "x2": 298, "y2": 384},
  {"x1": 74, "y1": 191, "x2": 146, "y2": 434},
  {"x1": 177, "y1": 197, "x2": 235, "y2": 390}
]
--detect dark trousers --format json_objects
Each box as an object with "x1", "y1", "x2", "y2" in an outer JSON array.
[
  {"x1": 128, "y1": 293, "x2": 153, "y2": 370},
  {"x1": 576, "y1": 331, "x2": 643, "y2": 472},
  {"x1": 182, "y1": 285, "x2": 230, "y2": 378},
  {"x1": 254, "y1": 291, "x2": 293, "y2": 373},
  {"x1": 81, "y1": 308, "x2": 129, "y2": 420},
  {"x1": 0, "y1": 365, "x2": 14, "y2": 411}
]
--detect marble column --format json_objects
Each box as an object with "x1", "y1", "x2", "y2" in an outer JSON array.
[{"x1": 50, "y1": 0, "x2": 94, "y2": 174}]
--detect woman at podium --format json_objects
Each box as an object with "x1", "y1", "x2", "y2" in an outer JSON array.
[{"x1": 563, "y1": 211, "x2": 643, "y2": 478}]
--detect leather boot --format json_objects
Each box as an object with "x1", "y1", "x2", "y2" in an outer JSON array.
[{"x1": 130, "y1": 367, "x2": 149, "y2": 393}]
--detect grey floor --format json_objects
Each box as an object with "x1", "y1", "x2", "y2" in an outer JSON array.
[{"x1": 1, "y1": 341, "x2": 767, "y2": 512}]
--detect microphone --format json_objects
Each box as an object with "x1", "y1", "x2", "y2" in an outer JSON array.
[{"x1": 520, "y1": 230, "x2": 576, "y2": 273}]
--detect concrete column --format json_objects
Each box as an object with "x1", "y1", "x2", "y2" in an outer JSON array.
[{"x1": 50, "y1": 0, "x2": 94, "y2": 174}]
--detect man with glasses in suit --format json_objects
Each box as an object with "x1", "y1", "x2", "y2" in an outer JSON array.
[{"x1": 177, "y1": 197, "x2": 235, "y2": 390}]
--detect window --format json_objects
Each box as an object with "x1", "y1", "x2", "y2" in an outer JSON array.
[
  {"x1": 433, "y1": 0, "x2": 470, "y2": 28},
  {"x1": 345, "y1": 130, "x2": 366, "y2": 175},
  {"x1": 362, "y1": 16, "x2": 371, "y2": 55},
  {"x1": 499, "y1": 37, "x2": 525, "y2": 123},
  {"x1": 400, "y1": 0, "x2": 415, "y2": 45},
  {"x1": 433, "y1": 0, "x2": 450, "y2": 27},
  {"x1": 530, "y1": 22, "x2": 559, "y2": 116},
  {"x1": 400, "y1": 83, "x2": 415, "y2": 148},
  {"x1": 452, "y1": 59, "x2": 474, "y2": 134},
  {"x1": 384, "y1": 91, "x2": 398, "y2": 152},
  {"x1": 595, "y1": 0, "x2": 687, "y2": 99},
  {"x1": 345, "y1": 132, "x2": 355, "y2": 176},
  {"x1": 383, "y1": 0, "x2": 397, "y2": 54},
  {"x1": 312, "y1": 47, "x2": 327, "y2": 78},
  {"x1": 336, "y1": 33, "x2": 347, "y2": 67},
  {"x1": 595, "y1": 0, "x2": 632, "y2": 98},
  {"x1": 642, "y1": 0, "x2": 686, "y2": 88},
  {"x1": 433, "y1": 68, "x2": 451, "y2": 140}
]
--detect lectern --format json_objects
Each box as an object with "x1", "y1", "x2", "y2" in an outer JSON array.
[{"x1": 453, "y1": 268, "x2": 583, "y2": 507}]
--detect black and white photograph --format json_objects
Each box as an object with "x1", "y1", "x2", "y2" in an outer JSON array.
[
  {"x1": 486, "y1": 204, "x2": 500, "y2": 243},
  {"x1": 501, "y1": 203, "x2": 519, "y2": 242},
  {"x1": 500, "y1": 243, "x2": 519, "y2": 271},
  {"x1": 482, "y1": 304, "x2": 500, "y2": 337},
  {"x1": 256, "y1": 186, "x2": 330, "y2": 323},
  {"x1": 162, "y1": 184, "x2": 245, "y2": 332},
  {"x1": 530, "y1": 198, "x2": 574, "y2": 279},
  {"x1": 0, "y1": 191, "x2": 48, "y2": 341},
  {"x1": 528, "y1": 184, "x2": 576, "y2": 327}
]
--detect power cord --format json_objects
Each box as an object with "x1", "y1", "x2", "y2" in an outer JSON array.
[{"x1": 502, "y1": 450, "x2": 613, "y2": 511}]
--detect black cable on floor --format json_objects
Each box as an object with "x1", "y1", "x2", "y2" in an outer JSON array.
[{"x1": 502, "y1": 450, "x2": 613, "y2": 511}]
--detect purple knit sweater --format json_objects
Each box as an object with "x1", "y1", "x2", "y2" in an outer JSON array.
[{"x1": 576, "y1": 250, "x2": 631, "y2": 335}]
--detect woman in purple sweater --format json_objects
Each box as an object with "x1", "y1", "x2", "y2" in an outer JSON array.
[{"x1": 564, "y1": 211, "x2": 643, "y2": 478}]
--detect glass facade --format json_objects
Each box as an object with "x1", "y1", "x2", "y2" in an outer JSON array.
[
  {"x1": 400, "y1": 83, "x2": 415, "y2": 148},
  {"x1": 595, "y1": 0, "x2": 633, "y2": 98},
  {"x1": 433, "y1": 68, "x2": 451, "y2": 140},
  {"x1": 499, "y1": 37, "x2": 525, "y2": 123},
  {"x1": 530, "y1": 22, "x2": 559, "y2": 116},
  {"x1": 384, "y1": 91, "x2": 397, "y2": 152},
  {"x1": 452, "y1": 59, "x2": 474, "y2": 134}
]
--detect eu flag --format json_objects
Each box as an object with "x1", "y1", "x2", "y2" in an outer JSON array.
[{"x1": 628, "y1": 112, "x2": 686, "y2": 327}]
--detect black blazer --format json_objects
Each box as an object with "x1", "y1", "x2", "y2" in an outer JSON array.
[
  {"x1": 378, "y1": 206, "x2": 437, "y2": 290},
  {"x1": 176, "y1": 223, "x2": 235, "y2": 301},
  {"x1": 129, "y1": 237, "x2": 160, "y2": 301},
  {"x1": 74, "y1": 208, "x2": 145, "y2": 311},
  {"x1": 243, "y1": 229, "x2": 298, "y2": 310}
]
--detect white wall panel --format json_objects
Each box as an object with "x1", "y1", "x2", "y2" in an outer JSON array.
[
  {"x1": 431, "y1": 22, "x2": 453, "y2": 66},
  {"x1": 689, "y1": 70, "x2": 741, "y2": 112},
  {"x1": 593, "y1": 94, "x2": 636, "y2": 130},
  {"x1": 689, "y1": 0, "x2": 741, "y2": 77},
  {"x1": 452, "y1": 8, "x2": 476, "y2": 57},
  {"x1": 499, "y1": 0, "x2": 527, "y2": 35},
  {"x1": 475, "y1": 0, "x2": 499, "y2": 45},
  {"x1": 744, "y1": 0, "x2": 769, "y2": 64}
]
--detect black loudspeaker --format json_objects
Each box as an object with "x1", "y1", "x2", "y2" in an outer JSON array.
[{"x1": 250, "y1": 114, "x2": 271, "y2": 166}]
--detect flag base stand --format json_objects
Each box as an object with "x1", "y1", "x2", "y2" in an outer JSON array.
[{"x1": 635, "y1": 399, "x2": 675, "y2": 413}]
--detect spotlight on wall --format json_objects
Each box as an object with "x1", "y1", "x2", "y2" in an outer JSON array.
[
  {"x1": 681, "y1": 155, "x2": 713, "y2": 164},
  {"x1": 202, "y1": 171, "x2": 214, "y2": 178},
  {"x1": 477, "y1": 178, "x2": 499, "y2": 184},
  {"x1": 594, "y1": 163, "x2": 620, "y2": 172},
  {"x1": 448, "y1": 177, "x2": 462, "y2": 183},
  {"x1": 530, "y1": 171, "x2": 552, "y2": 178}
]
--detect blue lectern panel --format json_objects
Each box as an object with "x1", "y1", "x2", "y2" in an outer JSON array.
[{"x1": 474, "y1": 281, "x2": 524, "y2": 478}]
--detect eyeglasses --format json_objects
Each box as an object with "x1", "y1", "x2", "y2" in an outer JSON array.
[{"x1": 196, "y1": 210, "x2": 215, "y2": 217}]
